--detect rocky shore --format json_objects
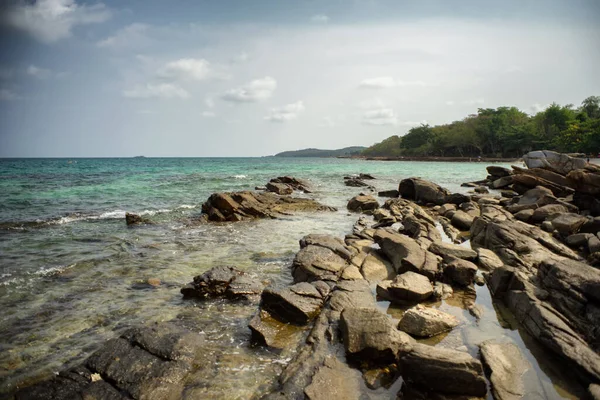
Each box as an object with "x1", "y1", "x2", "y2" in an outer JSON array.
[{"x1": 13, "y1": 151, "x2": 600, "y2": 400}]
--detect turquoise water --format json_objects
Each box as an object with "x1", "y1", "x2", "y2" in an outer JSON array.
[{"x1": 1, "y1": 157, "x2": 539, "y2": 397}]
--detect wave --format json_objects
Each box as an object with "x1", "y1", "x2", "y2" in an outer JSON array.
[{"x1": 233, "y1": 175, "x2": 247, "y2": 179}]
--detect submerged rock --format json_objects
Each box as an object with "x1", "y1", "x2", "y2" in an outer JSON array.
[
  {"x1": 181, "y1": 265, "x2": 262, "y2": 300},
  {"x1": 248, "y1": 309, "x2": 302, "y2": 349},
  {"x1": 260, "y1": 282, "x2": 325, "y2": 325},
  {"x1": 397, "y1": 305, "x2": 460, "y2": 338},
  {"x1": 125, "y1": 212, "x2": 151, "y2": 225},
  {"x1": 479, "y1": 340, "x2": 532, "y2": 400}
]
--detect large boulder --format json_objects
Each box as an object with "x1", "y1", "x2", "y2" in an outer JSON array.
[
  {"x1": 450, "y1": 210, "x2": 474, "y2": 231},
  {"x1": 479, "y1": 340, "x2": 533, "y2": 400},
  {"x1": 340, "y1": 307, "x2": 412, "y2": 364},
  {"x1": 531, "y1": 204, "x2": 568, "y2": 222},
  {"x1": 292, "y1": 244, "x2": 348, "y2": 283},
  {"x1": 379, "y1": 271, "x2": 433, "y2": 303},
  {"x1": 260, "y1": 282, "x2": 326, "y2": 325},
  {"x1": 347, "y1": 195, "x2": 379, "y2": 213},
  {"x1": 266, "y1": 181, "x2": 293, "y2": 195},
  {"x1": 201, "y1": 191, "x2": 336, "y2": 222},
  {"x1": 523, "y1": 150, "x2": 587, "y2": 175},
  {"x1": 398, "y1": 177, "x2": 450, "y2": 205},
  {"x1": 568, "y1": 169, "x2": 600, "y2": 195},
  {"x1": 428, "y1": 241, "x2": 477, "y2": 261},
  {"x1": 373, "y1": 229, "x2": 440, "y2": 279},
  {"x1": 269, "y1": 176, "x2": 311, "y2": 192},
  {"x1": 487, "y1": 165, "x2": 512, "y2": 178},
  {"x1": 181, "y1": 265, "x2": 262, "y2": 300},
  {"x1": 443, "y1": 256, "x2": 478, "y2": 286},
  {"x1": 551, "y1": 213, "x2": 588, "y2": 236},
  {"x1": 397, "y1": 305, "x2": 460, "y2": 338},
  {"x1": 399, "y1": 343, "x2": 487, "y2": 396}
]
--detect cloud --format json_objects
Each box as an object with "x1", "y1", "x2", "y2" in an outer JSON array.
[
  {"x1": 264, "y1": 101, "x2": 305, "y2": 122},
  {"x1": 123, "y1": 83, "x2": 190, "y2": 99},
  {"x1": 530, "y1": 103, "x2": 548, "y2": 113},
  {"x1": 97, "y1": 23, "x2": 148, "y2": 49},
  {"x1": 158, "y1": 58, "x2": 212, "y2": 81},
  {"x1": 319, "y1": 117, "x2": 336, "y2": 127},
  {"x1": 311, "y1": 14, "x2": 329, "y2": 23},
  {"x1": 231, "y1": 52, "x2": 249, "y2": 63},
  {"x1": 0, "y1": 89, "x2": 20, "y2": 101},
  {"x1": 27, "y1": 65, "x2": 52, "y2": 79},
  {"x1": 222, "y1": 77, "x2": 277, "y2": 103},
  {"x1": 205, "y1": 97, "x2": 215, "y2": 108},
  {"x1": 3, "y1": 0, "x2": 111, "y2": 43},
  {"x1": 202, "y1": 111, "x2": 216, "y2": 118},
  {"x1": 463, "y1": 98, "x2": 485, "y2": 105},
  {"x1": 362, "y1": 108, "x2": 397, "y2": 126},
  {"x1": 359, "y1": 77, "x2": 429, "y2": 89}
]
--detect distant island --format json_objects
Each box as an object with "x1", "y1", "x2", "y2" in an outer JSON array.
[{"x1": 274, "y1": 146, "x2": 366, "y2": 158}]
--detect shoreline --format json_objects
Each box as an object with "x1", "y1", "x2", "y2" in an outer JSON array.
[{"x1": 339, "y1": 155, "x2": 521, "y2": 163}]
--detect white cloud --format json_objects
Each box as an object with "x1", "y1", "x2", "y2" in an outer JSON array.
[
  {"x1": 319, "y1": 117, "x2": 336, "y2": 127},
  {"x1": 231, "y1": 52, "x2": 249, "y2": 63},
  {"x1": 3, "y1": 0, "x2": 111, "y2": 43},
  {"x1": 205, "y1": 97, "x2": 215, "y2": 108},
  {"x1": 158, "y1": 58, "x2": 212, "y2": 81},
  {"x1": 265, "y1": 101, "x2": 305, "y2": 122},
  {"x1": 362, "y1": 108, "x2": 397, "y2": 126},
  {"x1": 311, "y1": 15, "x2": 329, "y2": 23},
  {"x1": 202, "y1": 111, "x2": 216, "y2": 118},
  {"x1": 222, "y1": 76, "x2": 277, "y2": 103},
  {"x1": 445, "y1": 100, "x2": 455, "y2": 106},
  {"x1": 463, "y1": 98, "x2": 485, "y2": 105},
  {"x1": 530, "y1": 103, "x2": 548, "y2": 113},
  {"x1": 359, "y1": 77, "x2": 429, "y2": 89},
  {"x1": 123, "y1": 83, "x2": 190, "y2": 99},
  {"x1": 0, "y1": 89, "x2": 20, "y2": 101},
  {"x1": 97, "y1": 23, "x2": 148, "y2": 49},
  {"x1": 27, "y1": 65, "x2": 52, "y2": 79}
]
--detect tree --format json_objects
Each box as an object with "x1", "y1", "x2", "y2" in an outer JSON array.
[{"x1": 581, "y1": 96, "x2": 600, "y2": 119}]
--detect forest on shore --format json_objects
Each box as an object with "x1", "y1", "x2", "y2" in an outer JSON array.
[{"x1": 362, "y1": 96, "x2": 600, "y2": 158}]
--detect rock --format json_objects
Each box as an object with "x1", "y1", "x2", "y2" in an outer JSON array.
[
  {"x1": 266, "y1": 181, "x2": 293, "y2": 195},
  {"x1": 398, "y1": 177, "x2": 451, "y2": 205},
  {"x1": 443, "y1": 256, "x2": 478, "y2": 286},
  {"x1": 514, "y1": 209, "x2": 534, "y2": 222},
  {"x1": 304, "y1": 357, "x2": 362, "y2": 400},
  {"x1": 581, "y1": 216, "x2": 600, "y2": 233},
  {"x1": 292, "y1": 244, "x2": 348, "y2": 283},
  {"x1": 523, "y1": 150, "x2": 587, "y2": 175},
  {"x1": 329, "y1": 279, "x2": 377, "y2": 312},
  {"x1": 359, "y1": 173, "x2": 376, "y2": 180},
  {"x1": 432, "y1": 282, "x2": 453, "y2": 300},
  {"x1": 487, "y1": 166, "x2": 512, "y2": 178},
  {"x1": 474, "y1": 186, "x2": 489, "y2": 194},
  {"x1": 400, "y1": 343, "x2": 487, "y2": 396},
  {"x1": 428, "y1": 241, "x2": 477, "y2": 261},
  {"x1": 360, "y1": 251, "x2": 395, "y2": 282},
  {"x1": 181, "y1": 265, "x2": 262, "y2": 300},
  {"x1": 451, "y1": 210, "x2": 474, "y2": 231},
  {"x1": 514, "y1": 166, "x2": 571, "y2": 187},
  {"x1": 568, "y1": 169, "x2": 600, "y2": 196},
  {"x1": 517, "y1": 186, "x2": 554, "y2": 206},
  {"x1": 269, "y1": 176, "x2": 311, "y2": 192},
  {"x1": 345, "y1": 178, "x2": 372, "y2": 188},
  {"x1": 476, "y1": 248, "x2": 504, "y2": 271},
  {"x1": 83, "y1": 322, "x2": 204, "y2": 400},
  {"x1": 341, "y1": 265, "x2": 363, "y2": 280},
  {"x1": 445, "y1": 193, "x2": 471, "y2": 205},
  {"x1": 260, "y1": 282, "x2": 325, "y2": 325},
  {"x1": 590, "y1": 384, "x2": 600, "y2": 400},
  {"x1": 540, "y1": 220, "x2": 554, "y2": 232},
  {"x1": 565, "y1": 233, "x2": 593, "y2": 248},
  {"x1": 531, "y1": 204, "x2": 568, "y2": 222},
  {"x1": 589, "y1": 236, "x2": 600, "y2": 253},
  {"x1": 347, "y1": 195, "x2": 380, "y2": 213},
  {"x1": 201, "y1": 191, "x2": 336, "y2": 222},
  {"x1": 248, "y1": 309, "x2": 301, "y2": 349},
  {"x1": 501, "y1": 189, "x2": 519, "y2": 198},
  {"x1": 378, "y1": 189, "x2": 399, "y2": 198},
  {"x1": 374, "y1": 229, "x2": 440, "y2": 279},
  {"x1": 299, "y1": 234, "x2": 354, "y2": 260},
  {"x1": 340, "y1": 308, "x2": 412, "y2": 364},
  {"x1": 385, "y1": 271, "x2": 434, "y2": 303},
  {"x1": 438, "y1": 203, "x2": 456, "y2": 216},
  {"x1": 397, "y1": 305, "x2": 460, "y2": 337},
  {"x1": 125, "y1": 212, "x2": 151, "y2": 225},
  {"x1": 479, "y1": 340, "x2": 531, "y2": 400},
  {"x1": 147, "y1": 278, "x2": 161, "y2": 287},
  {"x1": 551, "y1": 213, "x2": 588, "y2": 236}
]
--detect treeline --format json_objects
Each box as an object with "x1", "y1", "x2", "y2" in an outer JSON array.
[{"x1": 362, "y1": 96, "x2": 600, "y2": 158}]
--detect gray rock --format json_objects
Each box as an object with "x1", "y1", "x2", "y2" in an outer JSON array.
[
  {"x1": 523, "y1": 150, "x2": 587, "y2": 175},
  {"x1": 514, "y1": 209, "x2": 534, "y2": 222},
  {"x1": 329, "y1": 279, "x2": 377, "y2": 312},
  {"x1": 429, "y1": 241, "x2": 477, "y2": 261},
  {"x1": 566, "y1": 233, "x2": 593, "y2": 248},
  {"x1": 551, "y1": 213, "x2": 588, "y2": 235},
  {"x1": 451, "y1": 210, "x2": 474, "y2": 231},
  {"x1": 541, "y1": 220, "x2": 554, "y2": 232},
  {"x1": 397, "y1": 305, "x2": 460, "y2": 337},
  {"x1": 303, "y1": 357, "x2": 362, "y2": 400},
  {"x1": 487, "y1": 165, "x2": 512, "y2": 178},
  {"x1": 248, "y1": 309, "x2": 302, "y2": 349},
  {"x1": 266, "y1": 181, "x2": 293, "y2": 195},
  {"x1": 260, "y1": 283, "x2": 325, "y2": 325},
  {"x1": 479, "y1": 340, "x2": 532, "y2": 400},
  {"x1": 531, "y1": 204, "x2": 568, "y2": 222},
  {"x1": 386, "y1": 271, "x2": 434, "y2": 303},
  {"x1": 360, "y1": 251, "x2": 395, "y2": 282},
  {"x1": 398, "y1": 177, "x2": 451, "y2": 205},
  {"x1": 400, "y1": 343, "x2": 487, "y2": 396},
  {"x1": 378, "y1": 189, "x2": 399, "y2": 198},
  {"x1": 374, "y1": 229, "x2": 440, "y2": 279},
  {"x1": 443, "y1": 256, "x2": 478, "y2": 286},
  {"x1": 347, "y1": 194, "x2": 380, "y2": 213},
  {"x1": 345, "y1": 177, "x2": 371, "y2": 187},
  {"x1": 125, "y1": 212, "x2": 151, "y2": 226},
  {"x1": 590, "y1": 384, "x2": 600, "y2": 400},
  {"x1": 181, "y1": 265, "x2": 261, "y2": 300},
  {"x1": 340, "y1": 308, "x2": 412, "y2": 363},
  {"x1": 492, "y1": 176, "x2": 514, "y2": 189},
  {"x1": 476, "y1": 248, "x2": 504, "y2": 271},
  {"x1": 292, "y1": 244, "x2": 347, "y2": 283},
  {"x1": 589, "y1": 235, "x2": 600, "y2": 254},
  {"x1": 299, "y1": 234, "x2": 354, "y2": 260}
]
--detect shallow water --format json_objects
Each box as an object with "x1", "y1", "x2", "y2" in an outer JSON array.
[{"x1": 1, "y1": 157, "x2": 583, "y2": 398}]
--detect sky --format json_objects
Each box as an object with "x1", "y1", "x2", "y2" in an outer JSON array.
[{"x1": 0, "y1": 0, "x2": 599, "y2": 157}]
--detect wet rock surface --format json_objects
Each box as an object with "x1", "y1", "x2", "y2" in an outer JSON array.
[
  {"x1": 347, "y1": 194, "x2": 380, "y2": 213},
  {"x1": 397, "y1": 304, "x2": 460, "y2": 338},
  {"x1": 479, "y1": 340, "x2": 532, "y2": 400},
  {"x1": 181, "y1": 265, "x2": 262, "y2": 300}
]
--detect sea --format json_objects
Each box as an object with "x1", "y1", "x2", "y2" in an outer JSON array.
[{"x1": 0, "y1": 157, "x2": 585, "y2": 398}]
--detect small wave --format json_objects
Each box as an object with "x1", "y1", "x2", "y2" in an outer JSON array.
[
  {"x1": 32, "y1": 263, "x2": 76, "y2": 277},
  {"x1": 177, "y1": 204, "x2": 197, "y2": 209},
  {"x1": 97, "y1": 210, "x2": 127, "y2": 220},
  {"x1": 233, "y1": 175, "x2": 247, "y2": 179}
]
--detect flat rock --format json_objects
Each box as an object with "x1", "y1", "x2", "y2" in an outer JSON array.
[
  {"x1": 304, "y1": 357, "x2": 362, "y2": 400},
  {"x1": 400, "y1": 343, "x2": 487, "y2": 396},
  {"x1": 429, "y1": 241, "x2": 477, "y2": 261},
  {"x1": 341, "y1": 265, "x2": 364, "y2": 280},
  {"x1": 340, "y1": 307, "x2": 413, "y2": 364},
  {"x1": 479, "y1": 340, "x2": 531, "y2": 400},
  {"x1": 300, "y1": 234, "x2": 354, "y2": 260},
  {"x1": 551, "y1": 213, "x2": 588, "y2": 236},
  {"x1": 248, "y1": 309, "x2": 302, "y2": 349},
  {"x1": 443, "y1": 256, "x2": 478, "y2": 286},
  {"x1": 266, "y1": 181, "x2": 293, "y2": 195},
  {"x1": 397, "y1": 305, "x2": 460, "y2": 337},
  {"x1": 386, "y1": 271, "x2": 433, "y2": 303},
  {"x1": 292, "y1": 244, "x2": 347, "y2": 283},
  {"x1": 451, "y1": 210, "x2": 474, "y2": 231},
  {"x1": 260, "y1": 283, "x2": 324, "y2": 325}
]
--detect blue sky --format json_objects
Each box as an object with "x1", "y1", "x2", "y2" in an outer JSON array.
[{"x1": 0, "y1": 0, "x2": 599, "y2": 157}]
